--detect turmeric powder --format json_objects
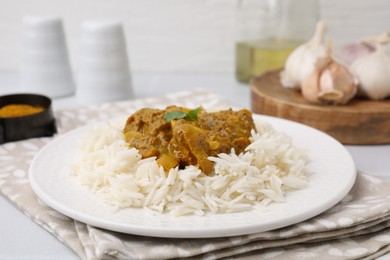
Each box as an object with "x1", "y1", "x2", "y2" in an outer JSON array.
[{"x1": 0, "y1": 104, "x2": 44, "y2": 118}]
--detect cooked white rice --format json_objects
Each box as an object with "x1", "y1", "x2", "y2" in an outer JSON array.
[{"x1": 71, "y1": 118, "x2": 308, "y2": 216}]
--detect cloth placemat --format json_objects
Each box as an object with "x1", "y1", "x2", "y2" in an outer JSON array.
[{"x1": 1, "y1": 90, "x2": 390, "y2": 260}]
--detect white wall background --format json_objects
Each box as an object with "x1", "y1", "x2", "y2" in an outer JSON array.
[{"x1": 0, "y1": 0, "x2": 389, "y2": 73}]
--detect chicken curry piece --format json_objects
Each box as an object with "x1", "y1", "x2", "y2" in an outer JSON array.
[{"x1": 123, "y1": 106, "x2": 255, "y2": 174}]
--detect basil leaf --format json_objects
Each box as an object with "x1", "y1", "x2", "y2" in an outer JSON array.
[
  {"x1": 186, "y1": 107, "x2": 202, "y2": 121},
  {"x1": 164, "y1": 111, "x2": 187, "y2": 122},
  {"x1": 164, "y1": 107, "x2": 202, "y2": 122}
]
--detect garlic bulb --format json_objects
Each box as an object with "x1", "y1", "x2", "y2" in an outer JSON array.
[
  {"x1": 336, "y1": 42, "x2": 375, "y2": 65},
  {"x1": 301, "y1": 41, "x2": 357, "y2": 105},
  {"x1": 350, "y1": 32, "x2": 390, "y2": 100},
  {"x1": 280, "y1": 21, "x2": 327, "y2": 89}
]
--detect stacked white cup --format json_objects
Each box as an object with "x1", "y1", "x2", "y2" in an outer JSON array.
[
  {"x1": 77, "y1": 20, "x2": 133, "y2": 105},
  {"x1": 19, "y1": 16, "x2": 75, "y2": 98}
]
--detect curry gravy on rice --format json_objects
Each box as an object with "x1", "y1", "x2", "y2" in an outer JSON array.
[{"x1": 123, "y1": 106, "x2": 255, "y2": 174}]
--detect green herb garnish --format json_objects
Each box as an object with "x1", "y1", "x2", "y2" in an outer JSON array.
[
  {"x1": 164, "y1": 107, "x2": 202, "y2": 122},
  {"x1": 164, "y1": 110, "x2": 187, "y2": 122},
  {"x1": 186, "y1": 107, "x2": 202, "y2": 121}
]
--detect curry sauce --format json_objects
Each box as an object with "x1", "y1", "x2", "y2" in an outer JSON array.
[{"x1": 123, "y1": 106, "x2": 255, "y2": 174}]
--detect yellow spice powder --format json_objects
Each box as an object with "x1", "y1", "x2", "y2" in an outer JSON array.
[{"x1": 0, "y1": 104, "x2": 44, "y2": 118}]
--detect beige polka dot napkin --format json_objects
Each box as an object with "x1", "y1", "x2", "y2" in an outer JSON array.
[{"x1": 1, "y1": 90, "x2": 390, "y2": 260}]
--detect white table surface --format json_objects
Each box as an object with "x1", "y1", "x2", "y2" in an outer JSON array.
[{"x1": 1, "y1": 71, "x2": 389, "y2": 259}]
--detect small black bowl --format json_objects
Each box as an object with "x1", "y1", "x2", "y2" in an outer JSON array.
[{"x1": 0, "y1": 93, "x2": 57, "y2": 144}]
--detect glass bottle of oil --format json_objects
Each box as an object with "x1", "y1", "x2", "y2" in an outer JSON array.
[{"x1": 235, "y1": 0, "x2": 319, "y2": 83}]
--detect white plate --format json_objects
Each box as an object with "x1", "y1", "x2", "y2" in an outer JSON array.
[{"x1": 29, "y1": 114, "x2": 356, "y2": 238}]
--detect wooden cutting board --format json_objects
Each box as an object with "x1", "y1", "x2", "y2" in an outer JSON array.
[{"x1": 250, "y1": 69, "x2": 390, "y2": 145}]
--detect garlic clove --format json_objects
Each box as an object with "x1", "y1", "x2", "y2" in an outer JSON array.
[
  {"x1": 318, "y1": 62, "x2": 357, "y2": 104},
  {"x1": 317, "y1": 67, "x2": 344, "y2": 102},
  {"x1": 280, "y1": 21, "x2": 327, "y2": 89},
  {"x1": 301, "y1": 42, "x2": 357, "y2": 105},
  {"x1": 301, "y1": 68, "x2": 321, "y2": 103}
]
